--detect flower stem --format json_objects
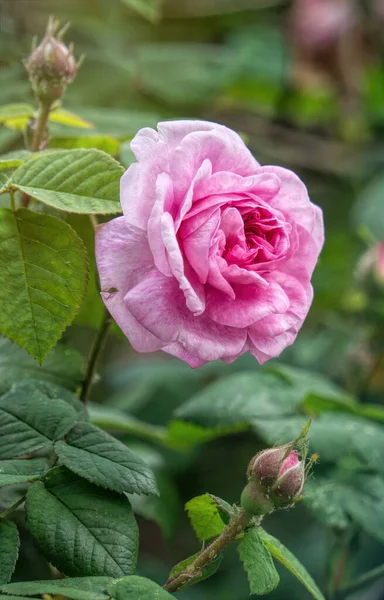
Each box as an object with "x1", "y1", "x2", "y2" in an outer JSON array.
[
  {"x1": 0, "y1": 496, "x2": 26, "y2": 519},
  {"x1": 163, "y1": 509, "x2": 251, "y2": 593},
  {"x1": 80, "y1": 308, "x2": 112, "y2": 403},
  {"x1": 21, "y1": 99, "x2": 52, "y2": 208}
]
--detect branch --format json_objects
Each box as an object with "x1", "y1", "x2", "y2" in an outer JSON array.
[
  {"x1": 80, "y1": 308, "x2": 112, "y2": 403},
  {"x1": 164, "y1": 509, "x2": 251, "y2": 593},
  {"x1": 21, "y1": 100, "x2": 52, "y2": 207}
]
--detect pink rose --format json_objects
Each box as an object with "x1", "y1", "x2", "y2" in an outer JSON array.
[
  {"x1": 290, "y1": 0, "x2": 356, "y2": 50},
  {"x1": 96, "y1": 120, "x2": 324, "y2": 367}
]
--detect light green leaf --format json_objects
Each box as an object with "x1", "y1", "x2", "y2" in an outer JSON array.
[
  {"x1": 49, "y1": 109, "x2": 93, "y2": 129},
  {"x1": 0, "y1": 151, "x2": 31, "y2": 171},
  {"x1": 10, "y1": 149, "x2": 124, "y2": 214},
  {"x1": 0, "y1": 458, "x2": 50, "y2": 487},
  {"x1": 175, "y1": 372, "x2": 300, "y2": 428},
  {"x1": 0, "y1": 338, "x2": 85, "y2": 394},
  {"x1": 238, "y1": 527, "x2": 279, "y2": 595},
  {"x1": 0, "y1": 520, "x2": 19, "y2": 585},
  {"x1": 0, "y1": 104, "x2": 34, "y2": 124},
  {"x1": 185, "y1": 494, "x2": 226, "y2": 541},
  {"x1": 55, "y1": 421, "x2": 159, "y2": 496},
  {"x1": 49, "y1": 134, "x2": 120, "y2": 155},
  {"x1": 0, "y1": 208, "x2": 88, "y2": 363},
  {"x1": 259, "y1": 529, "x2": 325, "y2": 600},
  {"x1": 107, "y1": 576, "x2": 173, "y2": 599},
  {"x1": 0, "y1": 380, "x2": 77, "y2": 459},
  {"x1": 26, "y1": 467, "x2": 139, "y2": 577},
  {"x1": 167, "y1": 420, "x2": 247, "y2": 450},
  {"x1": 167, "y1": 552, "x2": 223, "y2": 590},
  {"x1": 120, "y1": 0, "x2": 161, "y2": 23},
  {"x1": 1, "y1": 577, "x2": 112, "y2": 600}
]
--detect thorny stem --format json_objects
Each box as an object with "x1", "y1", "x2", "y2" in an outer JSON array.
[
  {"x1": 163, "y1": 509, "x2": 251, "y2": 593},
  {"x1": 0, "y1": 496, "x2": 26, "y2": 519},
  {"x1": 80, "y1": 308, "x2": 112, "y2": 403},
  {"x1": 21, "y1": 100, "x2": 52, "y2": 207}
]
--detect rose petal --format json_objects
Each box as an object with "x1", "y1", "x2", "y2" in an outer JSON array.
[
  {"x1": 182, "y1": 210, "x2": 220, "y2": 284},
  {"x1": 148, "y1": 172, "x2": 174, "y2": 276},
  {"x1": 162, "y1": 342, "x2": 206, "y2": 368}
]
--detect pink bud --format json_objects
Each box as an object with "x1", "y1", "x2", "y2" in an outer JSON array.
[
  {"x1": 248, "y1": 444, "x2": 293, "y2": 488},
  {"x1": 273, "y1": 453, "x2": 305, "y2": 504}
]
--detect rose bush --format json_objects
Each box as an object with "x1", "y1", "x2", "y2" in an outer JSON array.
[{"x1": 96, "y1": 120, "x2": 324, "y2": 367}]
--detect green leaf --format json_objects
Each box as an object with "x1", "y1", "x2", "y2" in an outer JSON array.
[
  {"x1": 15, "y1": 379, "x2": 88, "y2": 420},
  {"x1": 55, "y1": 421, "x2": 159, "y2": 496},
  {"x1": 168, "y1": 552, "x2": 223, "y2": 590},
  {"x1": 259, "y1": 529, "x2": 325, "y2": 600},
  {"x1": 354, "y1": 174, "x2": 384, "y2": 240},
  {"x1": 49, "y1": 109, "x2": 93, "y2": 129},
  {"x1": 0, "y1": 208, "x2": 88, "y2": 363},
  {"x1": 304, "y1": 479, "x2": 349, "y2": 530},
  {"x1": 0, "y1": 338, "x2": 85, "y2": 394},
  {"x1": 49, "y1": 134, "x2": 120, "y2": 155},
  {"x1": 120, "y1": 0, "x2": 161, "y2": 23},
  {"x1": 185, "y1": 494, "x2": 226, "y2": 541},
  {"x1": 1, "y1": 577, "x2": 112, "y2": 600},
  {"x1": 175, "y1": 372, "x2": 300, "y2": 428},
  {"x1": 0, "y1": 381, "x2": 77, "y2": 459},
  {"x1": 11, "y1": 149, "x2": 123, "y2": 214},
  {"x1": 0, "y1": 151, "x2": 31, "y2": 171},
  {"x1": 107, "y1": 576, "x2": 173, "y2": 599},
  {"x1": 0, "y1": 104, "x2": 34, "y2": 124},
  {"x1": 0, "y1": 520, "x2": 19, "y2": 585},
  {"x1": 238, "y1": 527, "x2": 279, "y2": 595},
  {"x1": 207, "y1": 494, "x2": 236, "y2": 524},
  {"x1": 167, "y1": 420, "x2": 247, "y2": 450},
  {"x1": 0, "y1": 458, "x2": 50, "y2": 487},
  {"x1": 253, "y1": 413, "x2": 384, "y2": 473},
  {"x1": 26, "y1": 467, "x2": 139, "y2": 577}
]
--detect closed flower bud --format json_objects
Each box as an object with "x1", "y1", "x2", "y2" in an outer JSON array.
[
  {"x1": 240, "y1": 481, "x2": 274, "y2": 517},
  {"x1": 247, "y1": 444, "x2": 293, "y2": 488},
  {"x1": 272, "y1": 451, "x2": 305, "y2": 506},
  {"x1": 25, "y1": 18, "x2": 78, "y2": 102}
]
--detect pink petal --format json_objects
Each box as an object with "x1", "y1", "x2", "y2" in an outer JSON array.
[
  {"x1": 193, "y1": 171, "x2": 280, "y2": 203},
  {"x1": 96, "y1": 218, "x2": 163, "y2": 352},
  {"x1": 147, "y1": 173, "x2": 174, "y2": 276},
  {"x1": 125, "y1": 269, "x2": 247, "y2": 362},
  {"x1": 162, "y1": 342, "x2": 206, "y2": 368},
  {"x1": 182, "y1": 210, "x2": 220, "y2": 284}
]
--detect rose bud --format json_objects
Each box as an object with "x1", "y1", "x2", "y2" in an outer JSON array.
[
  {"x1": 25, "y1": 17, "x2": 78, "y2": 102},
  {"x1": 271, "y1": 450, "x2": 305, "y2": 506},
  {"x1": 247, "y1": 444, "x2": 293, "y2": 488},
  {"x1": 240, "y1": 480, "x2": 274, "y2": 517}
]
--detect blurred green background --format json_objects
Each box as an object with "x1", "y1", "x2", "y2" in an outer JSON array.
[{"x1": 1, "y1": 0, "x2": 384, "y2": 598}]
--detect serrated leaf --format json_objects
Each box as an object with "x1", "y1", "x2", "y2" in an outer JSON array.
[
  {"x1": 0, "y1": 458, "x2": 50, "y2": 487},
  {"x1": 120, "y1": 0, "x2": 161, "y2": 23},
  {"x1": 0, "y1": 381, "x2": 77, "y2": 459},
  {"x1": 11, "y1": 149, "x2": 123, "y2": 214},
  {"x1": 0, "y1": 104, "x2": 34, "y2": 124},
  {"x1": 16, "y1": 379, "x2": 88, "y2": 420},
  {"x1": 1, "y1": 577, "x2": 112, "y2": 600},
  {"x1": 207, "y1": 494, "x2": 236, "y2": 524},
  {"x1": 168, "y1": 552, "x2": 223, "y2": 590},
  {"x1": 26, "y1": 467, "x2": 139, "y2": 577},
  {"x1": 0, "y1": 520, "x2": 19, "y2": 585},
  {"x1": 0, "y1": 151, "x2": 31, "y2": 171},
  {"x1": 259, "y1": 529, "x2": 325, "y2": 600},
  {"x1": 107, "y1": 576, "x2": 173, "y2": 599},
  {"x1": 185, "y1": 494, "x2": 226, "y2": 541},
  {"x1": 0, "y1": 338, "x2": 85, "y2": 394},
  {"x1": 238, "y1": 527, "x2": 279, "y2": 595},
  {"x1": 0, "y1": 208, "x2": 88, "y2": 363},
  {"x1": 175, "y1": 372, "x2": 300, "y2": 428},
  {"x1": 55, "y1": 421, "x2": 159, "y2": 496}
]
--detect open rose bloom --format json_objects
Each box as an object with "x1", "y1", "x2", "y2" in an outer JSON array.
[{"x1": 96, "y1": 121, "x2": 324, "y2": 367}]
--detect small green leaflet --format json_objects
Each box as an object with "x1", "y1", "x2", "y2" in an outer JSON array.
[
  {"x1": 185, "y1": 493, "x2": 226, "y2": 541},
  {"x1": 120, "y1": 0, "x2": 161, "y2": 23},
  {"x1": 238, "y1": 527, "x2": 279, "y2": 595},
  {"x1": 168, "y1": 552, "x2": 223, "y2": 590},
  {"x1": 55, "y1": 421, "x2": 159, "y2": 496},
  {"x1": 0, "y1": 520, "x2": 19, "y2": 585},
  {"x1": 0, "y1": 381, "x2": 77, "y2": 459},
  {"x1": 25, "y1": 467, "x2": 139, "y2": 578},
  {"x1": 0, "y1": 208, "x2": 88, "y2": 363},
  {"x1": 1, "y1": 577, "x2": 112, "y2": 600},
  {"x1": 259, "y1": 529, "x2": 326, "y2": 600},
  {"x1": 0, "y1": 104, "x2": 34, "y2": 124},
  {"x1": 0, "y1": 151, "x2": 31, "y2": 171},
  {"x1": 0, "y1": 458, "x2": 50, "y2": 487},
  {"x1": 107, "y1": 576, "x2": 173, "y2": 599},
  {"x1": 10, "y1": 149, "x2": 124, "y2": 214}
]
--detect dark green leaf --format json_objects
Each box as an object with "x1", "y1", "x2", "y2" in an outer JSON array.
[
  {"x1": 238, "y1": 527, "x2": 279, "y2": 595},
  {"x1": 55, "y1": 422, "x2": 159, "y2": 496},
  {"x1": 1, "y1": 577, "x2": 112, "y2": 600},
  {"x1": 168, "y1": 552, "x2": 223, "y2": 590},
  {"x1": 304, "y1": 479, "x2": 349, "y2": 530},
  {"x1": 207, "y1": 494, "x2": 236, "y2": 524},
  {"x1": 0, "y1": 338, "x2": 85, "y2": 394},
  {"x1": 0, "y1": 208, "x2": 88, "y2": 363},
  {"x1": 0, "y1": 458, "x2": 49, "y2": 487},
  {"x1": 185, "y1": 494, "x2": 226, "y2": 541},
  {"x1": 11, "y1": 149, "x2": 123, "y2": 214},
  {"x1": 0, "y1": 381, "x2": 77, "y2": 459},
  {"x1": 25, "y1": 467, "x2": 138, "y2": 577},
  {"x1": 259, "y1": 529, "x2": 325, "y2": 600},
  {"x1": 107, "y1": 576, "x2": 173, "y2": 599},
  {"x1": 0, "y1": 520, "x2": 19, "y2": 585}
]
